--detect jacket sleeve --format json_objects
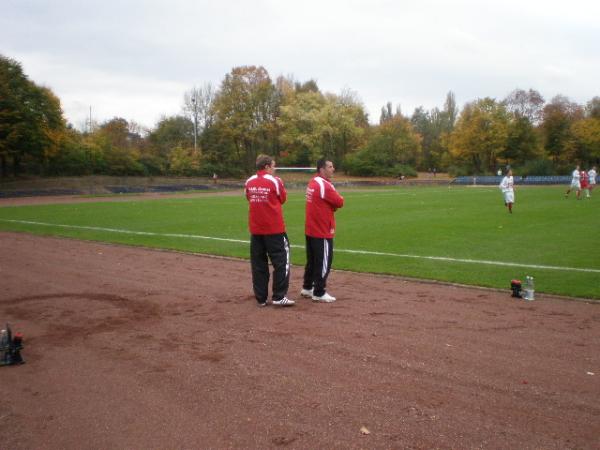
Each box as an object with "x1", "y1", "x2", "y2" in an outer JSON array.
[
  {"x1": 324, "y1": 183, "x2": 344, "y2": 209},
  {"x1": 276, "y1": 177, "x2": 287, "y2": 205}
]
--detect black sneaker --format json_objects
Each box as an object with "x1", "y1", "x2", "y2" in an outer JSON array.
[{"x1": 257, "y1": 301, "x2": 268, "y2": 307}]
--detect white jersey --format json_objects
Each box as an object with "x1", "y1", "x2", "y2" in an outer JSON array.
[
  {"x1": 570, "y1": 169, "x2": 581, "y2": 189},
  {"x1": 499, "y1": 175, "x2": 514, "y2": 203},
  {"x1": 499, "y1": 175, "x2": 514, "y2": 193},
  {"x1": 589, "y1": 169, "x2": 597, "y2": 184}
]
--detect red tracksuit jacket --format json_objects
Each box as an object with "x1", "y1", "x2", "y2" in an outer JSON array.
[
  {"x1": 245, "y1": 170, "x2": 287, "y2": 235},
  {"x1": 305, "y1": 176, "x2": 344, "y2": 238}
]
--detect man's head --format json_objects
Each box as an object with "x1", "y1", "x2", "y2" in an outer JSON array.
[
  {"x1": 317, "y1": 158, "x2": 335, "y2": 180},
  {"x1": 256, "y1": 154, "x2": 275, "y2": 174}
]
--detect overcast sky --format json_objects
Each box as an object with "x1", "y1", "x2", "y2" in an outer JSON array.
[{"x1": 2, "y1": 0, "x2": 599, "y2": 130}]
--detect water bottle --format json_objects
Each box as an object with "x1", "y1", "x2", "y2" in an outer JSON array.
[{"x1": 524, "y1": 276, "x2": 535, "y2": 301}]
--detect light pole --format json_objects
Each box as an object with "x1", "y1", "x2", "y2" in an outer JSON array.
[{"x1": 191, "y1": 95, "x2": 198, "y2": 151}]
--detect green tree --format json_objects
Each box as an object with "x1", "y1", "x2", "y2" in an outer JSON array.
[
  {"x1": 410, "y1": 92, "x2": 457, "y2": 171},
  {"x1": 0, "y1": 55, "x2": 67, "y2": 176},
  {"x1": 168, "y1": 146, "x2": 202, "y2": 175},
  {"x1": 501, "y1": 115, "x2": 540, "y2": 166},
  {"x1": 585, "y1": 96, "x2": 600, "y2": 119},
  {"x1": 345, "y1": 115, "x2": 421, "y2": 176},
  {"x1": 89, "y1": 117, "x2": 145, "y2": 175},
  {"x1": 147, "y1": 115, "x2": 194, "y2": 171},
  {"x1": 442, "y1": 91, "x2": 458, "y2": 132}
]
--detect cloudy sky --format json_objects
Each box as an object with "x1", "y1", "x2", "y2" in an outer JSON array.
[{"x1": 2, "y1": 0, "x2": 599, "y2": 130}]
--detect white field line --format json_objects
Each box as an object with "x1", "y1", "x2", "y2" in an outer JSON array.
[{"x1": 2, "y1": 219, "x2": 599, "y2": 274}]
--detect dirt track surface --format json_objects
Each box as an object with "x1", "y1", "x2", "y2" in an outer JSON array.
[{"x1": 1, "y1": 232, "x2": 599, "y2": 449}]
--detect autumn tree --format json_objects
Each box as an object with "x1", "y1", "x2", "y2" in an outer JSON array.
[
  {"x1": 503, "y1": 88, "x2": 545, "y2": 125},
  {"x1": 210, "y1": 66, "x2": 279, "y2": 173},
  {"x1": 540, "y1": 95, "x2": 584, "y2": 167},
  {"x1": 278, "y1": 87, "x2": 367, "y2": 167},
  {"x1": 571, "y1": 116, "x2": 600, "y2": 164},
  {"x1": 278, "y1": 90, "x2": 326, "y2": 165},
  {"x1": 448, "y1": 98, "x2": 509, "y2": 173}
]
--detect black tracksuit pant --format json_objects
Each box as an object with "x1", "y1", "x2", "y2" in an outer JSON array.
[
  {"x1": 250, "y1": 233, "x2": 290, "y2": 303},
  {"x1": 302, "y1": 236, "x2": 334, "y2": 297}
]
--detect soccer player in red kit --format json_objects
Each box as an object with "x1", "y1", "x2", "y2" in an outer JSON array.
[
  {"x1": 245, "y1": 155, "x2": 294, "y2": 307},
  {"x1": 301, "y1": 159, "x2": 344, "y2": 303},
  {"x1": 580, "y1": 168, "x2": 590, "y2": 198}
]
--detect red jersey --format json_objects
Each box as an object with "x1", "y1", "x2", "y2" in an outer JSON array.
[
  {"x1": 245, "y1": 170, "x2": 287, "y2": 235},
  {"x1": 580, "y1": 170, "x2": 589, "y2": 188},
  {"x1": 305, "y1": 176, "x2": 344, "y2": 238}
]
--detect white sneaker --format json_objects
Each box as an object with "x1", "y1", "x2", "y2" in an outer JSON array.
[
  {"x1": 300, "y1": 288, "x2": 313, "y2": 298},
  {"x1": 272, "y1": 297, "x2": 295, "y2": 306},
  {"x1": 312, "y1": 292, "x2": 336, "y2": 303}
]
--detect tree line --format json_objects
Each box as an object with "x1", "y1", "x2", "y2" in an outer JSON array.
[{"x1": 1, "y1": 54, "x2": 599, "y2": 179}]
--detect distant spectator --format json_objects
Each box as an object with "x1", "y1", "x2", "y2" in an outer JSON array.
[{"x1": 212, "y1": 173, "x2": 218, "y2": 185}]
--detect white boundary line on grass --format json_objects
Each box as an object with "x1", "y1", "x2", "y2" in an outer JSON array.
[{"x1": 2, "y1": 219, "x2": 600, "y2": 274}]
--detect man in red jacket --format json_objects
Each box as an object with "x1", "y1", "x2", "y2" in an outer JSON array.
[
  {"x1": 245, "y1": 155, "x2": 294, "y2": 307},
  {"x1": 301, "y1": 159, "x2": 345, "y2": 303}
]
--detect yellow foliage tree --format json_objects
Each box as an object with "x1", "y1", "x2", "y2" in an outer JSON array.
[
  {"x1": 449, "y1": 98, "x2": 509, "y2": 173},
  {"x1": 571, "y1": 117, "x2": 600, "y2": 164}
]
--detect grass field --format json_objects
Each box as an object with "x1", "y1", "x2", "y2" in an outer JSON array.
[{"x1": 0, "y1": 185, "x2": 598, "y2": 298}]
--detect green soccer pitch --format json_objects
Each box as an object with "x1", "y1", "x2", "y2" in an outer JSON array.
[{"x1": 0, "y1": 185, "x2": 598, "y2": 299}]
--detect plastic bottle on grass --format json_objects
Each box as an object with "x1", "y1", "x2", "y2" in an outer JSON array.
[{"x1": 524, "y1": 276, "x2": 535, "y2": 301}]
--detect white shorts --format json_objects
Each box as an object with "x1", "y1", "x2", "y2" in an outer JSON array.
[
  {"x1": 503, "y1": 191, "x2": 514, "y2": 203},
  {"x1": 570, "y1": 181, "x2": 581, "y2": 190}
]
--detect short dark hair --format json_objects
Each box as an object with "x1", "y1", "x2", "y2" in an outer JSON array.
[
  {"x1": 316, "y1": 158, "x2": 328, "y2": 171},
  {"x1": 256, "y1": 154, "x2": 273, "y2": 170}
]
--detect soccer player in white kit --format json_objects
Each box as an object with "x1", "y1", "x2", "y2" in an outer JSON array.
[
  {"x1": 565, "y1": 165, "x2": 581, "y2": 199},
  {"x1": 499, "y1": 168, "x2": 515, "y2": 213},
  {"x1": 589, "y1": 166, "x2": 597, "y2": 195}
]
